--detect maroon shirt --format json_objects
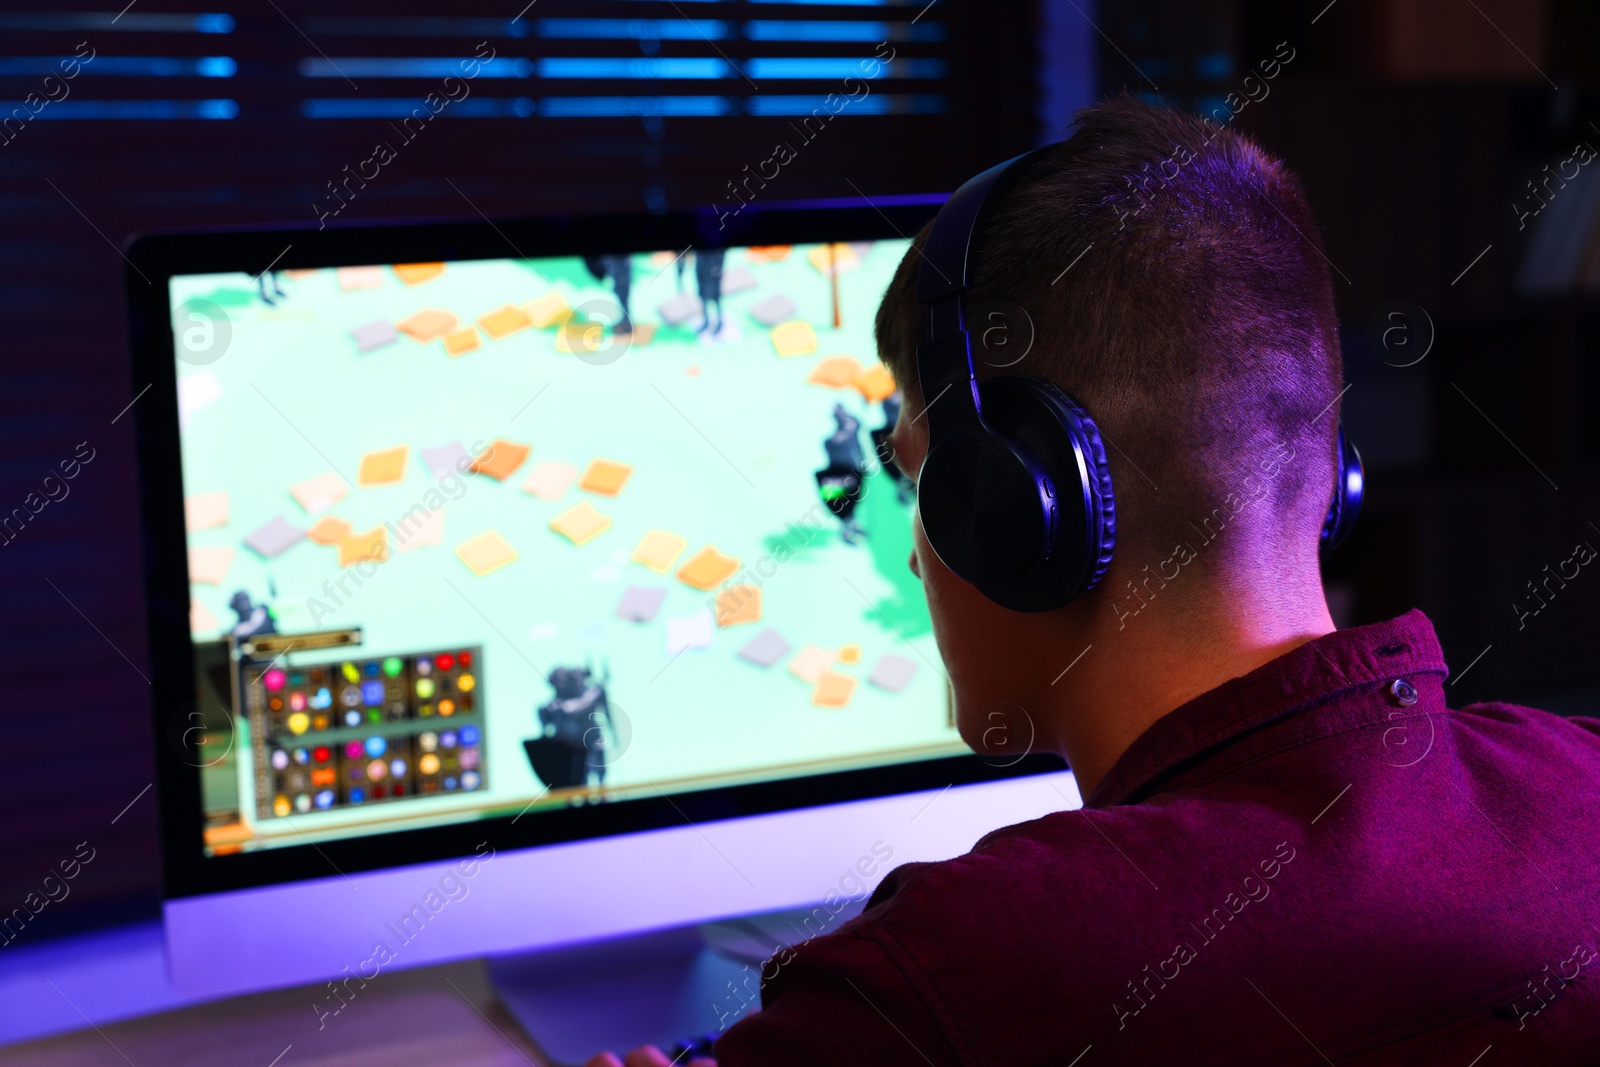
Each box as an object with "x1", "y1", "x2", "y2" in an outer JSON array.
[{"x1": 715, "y1": 611, "x2": 1600, "y2": 1064}]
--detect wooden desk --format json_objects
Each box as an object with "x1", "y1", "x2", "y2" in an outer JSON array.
[{"x1": 5, "y1": 944, "x2": 561, "y2": 1067}]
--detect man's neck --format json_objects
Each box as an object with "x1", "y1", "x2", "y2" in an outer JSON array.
[{"x1": 1048, "y1": 582, "x2": 1336, "y2": 798}]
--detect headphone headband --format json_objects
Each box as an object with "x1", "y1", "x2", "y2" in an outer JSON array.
[
  {"x1": 914, "y1": 148, "x2": 1053, "y2": 441},
  {"x1": 917, "y1": 147, "x2": 1051, "y2": 306}
]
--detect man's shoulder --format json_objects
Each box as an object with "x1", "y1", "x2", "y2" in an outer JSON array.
[
  {"x1": 849, "y1": 804, "x2": 1189, "y2": 968},
  {"x1": 1455, "y1": 698, "x2": 1600, "y2": 739},
  {"x1": 866, "y1": 805, "x2": 1158, "y2": 913},
  {"x1": 1448, "y1": 698, "x2": 1600, "y2": 782}
]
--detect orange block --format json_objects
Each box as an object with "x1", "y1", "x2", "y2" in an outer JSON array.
[
  {"x1": 455, "y1": 530, "x2": 518, "y2": 576},
  {"x1": 338, "y1": 526, "x2": 389, "y2": 567},
  {"x1": 358, "y1": 445, "x2": 409, "y2": 486},
  {"x1": 185, "y1": 491, "x2": 229, "y2": 532},
  {"x1": 397, "y1": 308, "x2": 459, "y2": 342},
  {"x1": 812, "y1": 671, "x2": 857, "y2": 708},
  {"x1": 579, "y1": 458, "x2": 633, "y2": 496},
  {"x1": 479, "y1": 304, "x2": 533, "y2": 339},
  {"x1": 202, "y1": 821, "x2": 252, "y2": 848},
  {"x1": 631, "y1": 529, "x2": 687, "y2": 573},
  {"x1": 558, "y1": 321, "x2": 655, "y2": 354},
  {"x1": 524, "y1": 291, "x2": 572, "y2": 329},
  {"x1": 789, "y1": 645, "x2": 833, "y2": 683},
  {"x1": 806, "y1": 242, "x2": 860, "y2": 276},
  {"x1": 677, "y1": 546, "x2": 739, "y2": 591},
  {"x1": 714, "y1": 585, "x2": 762, "y2": 627},
  {"x1": 555, "y1": 321, "x2": 599, "y2": 355},
  {"x1": 771, "y1": 321, "x2": 817, "y2": 358},
  {"x1": 337, "y1": 266, "x2": 383, "y2": 291},
  {"x1": 190, "y1": 596, "x2": 218, "y2": 634},
  {"x1": 746, "y1": 246, "x2": 792, "y2": 263},
  {"x1": 853, "y1": 363, "x2": 897, "y2": 403},
  {"x1": 549, "y1": 502, "x2": 611, "y2": 546},
  {"x1": 808, "y1": 355, "x2": 862, "y2": 389},
  {"x1": 394, "y1": 262, "x2": 445, "y2": 285},
  {"x1": 469, "y1": 439, "x2": 531, "y2": 481},
  {"x1": 443, "y1": 326, "x2": 481, "y2": 357},
  {"x1": 307, "y1": 515, "x2": 351, "y2": 545}
]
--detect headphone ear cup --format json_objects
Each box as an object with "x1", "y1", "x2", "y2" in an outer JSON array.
[
  {"x1": 1320, "y1": 425, "x2": 1362, "y2": 554},
  {"x1": 970, "y1": 376, "x2": 1117, "y2": 610}
]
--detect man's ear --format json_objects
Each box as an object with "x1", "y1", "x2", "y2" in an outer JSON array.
[{"x1": 891, "y1": 405, "x2": 929, "y2": 473}]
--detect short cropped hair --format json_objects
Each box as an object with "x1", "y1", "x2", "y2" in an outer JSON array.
[{"x1": 875, "y1": 94, "x2": 1344, "y2": 567}]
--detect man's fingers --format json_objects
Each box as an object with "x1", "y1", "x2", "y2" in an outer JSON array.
[{"x1": 590, "y1": 1044, "x2": 709, "y2": 1067}]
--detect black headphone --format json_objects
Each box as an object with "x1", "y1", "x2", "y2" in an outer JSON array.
[{"x1": 913, "y1": 147, "x2": 1364, "y2": 613}]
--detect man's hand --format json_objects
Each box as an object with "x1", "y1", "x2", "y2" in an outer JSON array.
[{"x1": 583, "y1": 1045, "x2": 715, "y2": 1067}]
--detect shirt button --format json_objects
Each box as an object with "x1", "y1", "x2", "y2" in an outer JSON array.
[{"x1": 1389, "y1": 679, "x2": 1418, "y2": 707}]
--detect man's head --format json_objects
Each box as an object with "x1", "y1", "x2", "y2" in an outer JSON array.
[{"x1": 879, "y1": 96, "x2": 1343, "y2": 755}]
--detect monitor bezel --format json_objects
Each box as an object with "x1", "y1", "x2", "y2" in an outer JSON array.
[{"x1": 127, "y1": 198, "x2": 1066, "y2": 902}]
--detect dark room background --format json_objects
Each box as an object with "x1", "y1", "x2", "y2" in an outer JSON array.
[{"x1": 4, "y1": 0, "x2": 1597, "y2": 942}]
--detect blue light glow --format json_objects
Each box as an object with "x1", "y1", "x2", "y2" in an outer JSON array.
[
  {"x1": 0, "y1": 12, "x2": 233, "y2": 32},
  {"x1": 18, "y1": 98, "x2": 237, "y2": 119},
  {"x1": 0, "y1": 55, "x2": 235, "y2": 77},
  {"x1": 539, "y1": 95, "x2": 732, "y2": 117},
  {"x1": 746, "y1": 57, "x2": 945, "y2": 79},
  {"x1": 1194, "y1": 52, "x2": 1234, "y2": 80},
  {"x1": 745, "y1": 20, "x2": 944, "y2": 41},
  {"x1": 535, "y1": 57, "x2": 729, "y2": 79},
  {"x1": 745, "y1": 92, "x2": 943, "y2": 115},
  {"x1": 538, "y1": 18, "x2": 730, "y2": 40},
  {"x1": 299, "y1": 57, "x2": 530, "y2": 78},
  {"x1": 300, "y1": 97, "x2": 534, "y2": 118}
]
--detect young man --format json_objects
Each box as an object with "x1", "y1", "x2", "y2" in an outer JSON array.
[{"x1": 591, "y1": 97, "x2": 1600, "y2": 1065}]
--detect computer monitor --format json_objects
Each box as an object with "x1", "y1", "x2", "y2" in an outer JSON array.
[{"x1": 127, "y1": 201, "x2": 1076, "y2": 1055}]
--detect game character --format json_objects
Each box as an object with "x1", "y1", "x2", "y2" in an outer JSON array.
[
  {"x1": 226, "y1": 590, "x2": 279, "y2": 716},
  {"x1": 525, "y1": 662, "x2": 615, "y2": 790},
  {"x1": 815, "y1": 403, "x2": 867, "y2": 545},
  {"x1": 257, "y1": 270, "x2": 286, "y2": 306},
  {"x1": 693, "y1": 247, "x2": 726, "y2": 338},
  {"x1": 871, "y1": 391, "x2": 916, "y2": 506},
  {"x1": 582, "y1": 253, "x2": 635, "y2": 334},
  {"x1": 228, "y1": 589, "x2": 277, "y2": 640}
]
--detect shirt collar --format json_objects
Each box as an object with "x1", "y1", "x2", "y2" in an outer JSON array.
[{"x1": 1086, "y1": 609, "x2": 1450, "y2": 809}]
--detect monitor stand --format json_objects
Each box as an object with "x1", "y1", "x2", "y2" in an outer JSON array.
[{"x1": 488, "y1": 903, "x2": 863, "y2": 1066}]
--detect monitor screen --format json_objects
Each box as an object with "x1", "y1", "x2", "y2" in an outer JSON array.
[{"x1": 165, "y1": 239, "x2": 962, "y2": 858}]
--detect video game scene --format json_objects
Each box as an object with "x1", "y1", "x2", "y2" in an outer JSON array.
[{"x1": 170, "y1": 238, "x2": 964, "y2": 856}]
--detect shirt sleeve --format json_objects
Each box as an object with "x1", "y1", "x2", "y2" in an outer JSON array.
[{"x1": 712, "y1": 927, "x2": 962, "y2": 1067}]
